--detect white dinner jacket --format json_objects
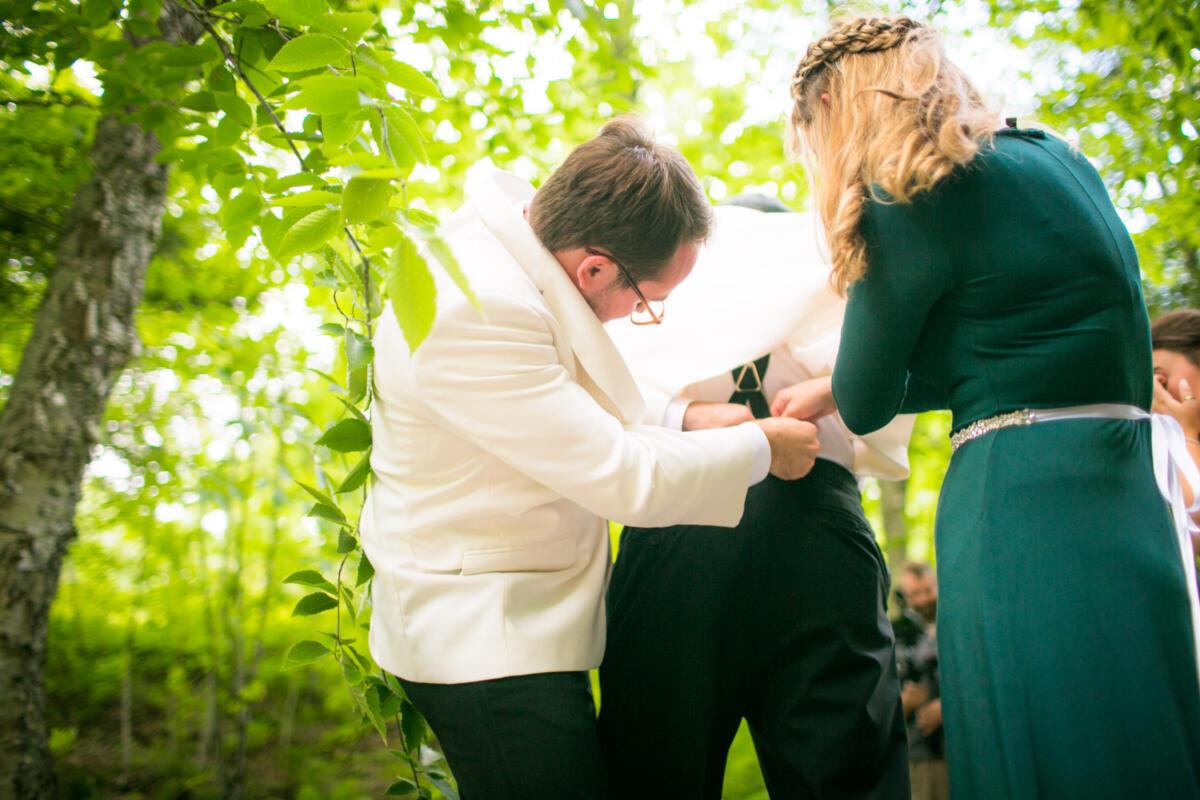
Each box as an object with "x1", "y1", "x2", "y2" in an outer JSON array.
[
  {"x1": 607, "y1": 206, "x2": 915, "y2": 480},
  {"x1": 362, "y1": 163, "x2": 760, "y2": 684}
]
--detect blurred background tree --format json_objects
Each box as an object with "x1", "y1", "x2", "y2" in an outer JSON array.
[{"x1": 0, "y1": 0, "x2": 1194, "y2": 797}]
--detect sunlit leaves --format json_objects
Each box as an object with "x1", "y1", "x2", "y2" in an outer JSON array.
[
  {"x1": 386, "y1": 231, "x2": 437, "y2": 352},
  {"x1": 282, "y1": 75, "x2": 369, "y2": 115},
  {"x1": 268, "y1": 33, "x2": 349, "y2": 72},
  {"x1": 272, "y1": 190, "x2": 340, "y2": 207},
  {"x1": 260, "y1": 0, "x2": 327, "y2": 28},
  {"x1": 286, "y1": 639, "x2": 331, "y2": 665},
  {"x1": 338, "y1": 452, "x2": 372, "y2": 494},
  {"x1": 342, "y1": 177, "x2": 392, "y2": 223},
  {"x1": 315, "y1": 11, "x2": 377, "y2": 45},
  {"x1": 278, "y1": 207, "x2": 342, "y2": 259},
  {"x1": 383, "y1": 61, "x2": 441, "y2": 98},
  {"x1": 316, "y1": 418, "x2": 372, "y2": 452},
  {"x1": 354, "y1": 552, "x2": 375, "y2": 586},
  {"x1": 292, "y1": 592, "x2": 339, "y2": 616},
  {"x1": 283, "y1": 569, "x2": 337, "y2": 596}
]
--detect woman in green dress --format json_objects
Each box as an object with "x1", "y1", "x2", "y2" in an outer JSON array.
[{"x1": 777, "y1": 15, "x2": 1200, "y2": 798}]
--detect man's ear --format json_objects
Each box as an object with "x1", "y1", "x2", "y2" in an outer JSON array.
[{"x1": 576, "y1": 253, "x2": 612, "y2": 291}]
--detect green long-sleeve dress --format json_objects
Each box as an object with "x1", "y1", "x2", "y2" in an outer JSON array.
[{"x1": 832, "y1": 127, "x2": 1200, "y2": 798}]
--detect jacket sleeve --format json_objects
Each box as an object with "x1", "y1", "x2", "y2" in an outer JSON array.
[{"x1": 410, "y1": 294, "x2": 756, "y2": 528}]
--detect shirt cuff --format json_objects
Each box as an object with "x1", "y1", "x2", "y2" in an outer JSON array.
[
  {"x1": 663, "y1": 397, "x2": 692, "y2": 430},
  {"x1": 738, "y1": 421, "x2": 771, "y2": 486}
]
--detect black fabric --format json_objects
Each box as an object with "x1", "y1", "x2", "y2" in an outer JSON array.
[
  {"x1": 598, "y1": 460, "x2": 910, "y2": 799},
  {"x1": 400, "y1": 671, "x2": 610, "y2": 800}
]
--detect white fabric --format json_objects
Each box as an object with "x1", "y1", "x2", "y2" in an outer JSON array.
[
  {"x1": 738, "y1": 421, "x2": 772, "y2": 485},
  {"x1": 362, "y1": 163, "x2": 758, "y2": 684},
  {"x1": 606, "y1": 206, "x2": 914, "y2": 480},
  {"x1": 1012, "y1": 403, "x2": 1200, "y2": 688}
]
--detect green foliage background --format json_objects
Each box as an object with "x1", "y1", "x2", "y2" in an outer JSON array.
[{"x1": 0, "y1": 0, "x2": 1195, "y2": 796}]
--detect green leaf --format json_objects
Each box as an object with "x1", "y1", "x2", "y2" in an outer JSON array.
[
  {"x1": 386, "y1": 231, "x2": 437, "y2": 352},
  {"x1": 261, "y1": 0, "x2": 326, "y2": 27},
  {"x1": 355, "y1": 552, "x2": 375, "y2": 586},
  {"x1": 423, "y1": 231, "x2": 480, "y2": 312},
  {"x1": 296, "y1": 480, "x2": 338, "y2": 508},
  {"x1": 283, "y1": 569, "x2": 337, "y2": 596},
  {"x1": 343, "y1": 178, "x2": 392, "y2": 224},
  {"x1": 400, "y1": 699, "x2": 426, "y2": 754},
  {"x1": 292, "y1": 592, "x2": 339, "y2": 616},
  {"x1": 308, "y1": 501, "x2": 348, "y2": 525},
  {"x1": 215, "y1": 92, "x2": 253, "y2": 127},
  {"x1": 342, "y1": 658, "x2": 363, "y2": 684},
  {"x1": 286, "y1": 639, "x2": 331, "y2": 665},
  {"x1": 322, "y1": 112, "x2": 365, "y2": 149},
  {"x1": 220, "y1": 191, "x2": 263, "y2": 233},
  {"x1": 268, "y1": 33, "x2": 349, "y2": 72},
  {"x1": 385, "y1": 108, "x2": 428, "y2": 164},
  {"x1": 344, "y1": 328, "x2": 374, "y2": 371},
  {"x1": 384, "y1": 61, "x2": 441, "y2": 97},
  {"x1": 265, "y1": 172, "x2": 327, "y2": 192},
  {"x1": 337, "y1": 529, "x2": 358, "y2": 554},
  {"x1": 180, "y1": 91, "x2": 219, "y2": 112},
  {"x1": 338, "y1": 452, "x2": 373, "y2": 494},
  {"x1": 385, "y1": 779, "x2": 418, "y2": 797},
  {"x1": 337, "y1": 397, "x2": 369, "y2": 423},
  {"x1": 320, "y1": 322, "x2": 346, "y2": 336},
  {"x1": 272, "y1": 190, "x2": 341, "y2": 207},
  {"x1": 278, "y1": 207, "x2": 343, "y2": 260},
  {"x1": 402, "y1": 207, "x2": 439, "y2": 231},
  {"x1": 316, "y1": 418, "x2": 372, "y2": 452},
  {"x1": 315, "y1": 11, "x2": 376, "y2": 44},
  {"x1": 282, "y1": 75, "x2": 368, "y2": 115},
  {"x1": 307, "y1": 367, "x2": 344, "y2": 390},
  {"x1": 162, "y1": 42, "x2": 222, "y2": 68}
]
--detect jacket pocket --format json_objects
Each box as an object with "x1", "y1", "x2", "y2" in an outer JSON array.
[{"x1": 459, "y1": 535, "x2": 578, "y2": 576}]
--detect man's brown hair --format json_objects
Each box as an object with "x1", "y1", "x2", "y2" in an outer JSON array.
[{"x1": 528, "y1": 116, "x2": 713, "y2": 284}]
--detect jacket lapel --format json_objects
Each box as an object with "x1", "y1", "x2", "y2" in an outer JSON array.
[{"x1": 465, "y1": 164, "x2": 646, "y2": 424}]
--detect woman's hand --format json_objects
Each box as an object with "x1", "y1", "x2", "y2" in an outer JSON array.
[
  {"x1": 771, "y1": 375, "x2": 837, "y2": 422},
  {"x1": 1153, "y1": 377, "x2": 1200, "y2": 440},
  {"x1": 682, "y1": 401, "x2": 755, "y2": 431}
]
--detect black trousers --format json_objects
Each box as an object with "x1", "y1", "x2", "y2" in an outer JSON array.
[
  {"x1": 400, "y1": 671, "x2": 610, "y2": 799},
  {"x1": 598, "y1": 460, "x2": 910, "y2": 799}
]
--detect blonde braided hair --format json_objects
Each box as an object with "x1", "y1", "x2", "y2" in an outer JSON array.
[{"x1": 787, "y1": 16, "x2": 997, "y2": 295}]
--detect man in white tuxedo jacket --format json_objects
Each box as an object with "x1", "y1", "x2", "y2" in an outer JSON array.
[{"x1": 361, "y1": 118, "x2": 820, "y2": 798}]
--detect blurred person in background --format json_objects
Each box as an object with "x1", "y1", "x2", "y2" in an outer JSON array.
[{"x1": 893, "y1": 562, "x2": 947, "y2": 800}]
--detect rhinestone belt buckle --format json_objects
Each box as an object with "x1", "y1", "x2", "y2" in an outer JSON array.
[{"x1": 949, "y1": 409, "x2": 1035, "y2": 452}]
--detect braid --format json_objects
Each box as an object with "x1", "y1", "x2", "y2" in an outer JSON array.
[
  {"x1": 790, "y1": 16, "x2": 922, "y2": 123},
  {"x1": 787, "y1": 15, "x2": 997, "y2": 295}
]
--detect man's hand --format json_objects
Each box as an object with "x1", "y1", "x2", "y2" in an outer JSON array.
[
  {"x1": 771, "y1": 376, "x2": 837, "y2": 422},
  {"x1": 683, "y1": 401, "x2": 755, "y2": 431},
  {"x1": 754, "y1": 417, "x2": 820, "y2": 480},
  {"x1": 916, "y1": 698, "x2": 943, "y2": 736}
]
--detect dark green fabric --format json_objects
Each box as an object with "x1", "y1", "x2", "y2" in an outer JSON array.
[{"x1": 832, "y1": 129, "x2": 1200, "y2": 798}]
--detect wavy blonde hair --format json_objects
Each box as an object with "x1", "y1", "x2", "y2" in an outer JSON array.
[{"x1": 788, "y1": 16, "x2": 998, "y2": 295}]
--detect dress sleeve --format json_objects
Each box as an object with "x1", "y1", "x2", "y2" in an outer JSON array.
[{"x1": 832, "y1": 194, "x2": 953, "y2": 434}]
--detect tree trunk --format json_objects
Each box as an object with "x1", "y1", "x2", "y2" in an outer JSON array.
[{"x1": 0, "y1": 7, "x2": 200, "y2": 795}]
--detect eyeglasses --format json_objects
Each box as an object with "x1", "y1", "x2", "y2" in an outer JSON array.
[{"x1": 583, "y1": 246, "x2": 665, "y2": 326}]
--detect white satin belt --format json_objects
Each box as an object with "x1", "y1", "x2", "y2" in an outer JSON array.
[{"x1": 1008, "y1": 403, "x2": 1200, "y2": 688}]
